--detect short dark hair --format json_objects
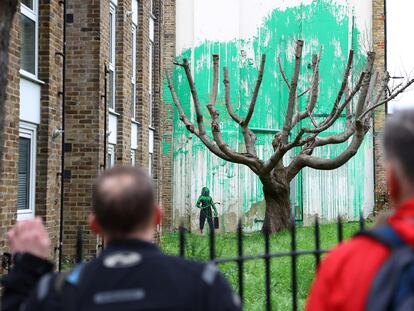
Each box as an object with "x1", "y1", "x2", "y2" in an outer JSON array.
[
  {"x1": 92, "y1": 166, "x2": 155, "y2": 235},
  {"x1": 384, "y1": 109, "x2": 414, "y2": 182}
]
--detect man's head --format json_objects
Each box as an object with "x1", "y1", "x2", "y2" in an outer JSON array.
[
  {"x1": 384, "y1": 109, "x2": 414, "y2": 205},
  {"x1": 201, "y1": 187, "x2": 210, "y2": 196},
  {"x1": 90, "y1": 166, "x2": 160, "y2": 239}
]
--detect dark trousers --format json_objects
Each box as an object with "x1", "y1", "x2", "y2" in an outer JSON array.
[{"x1": 200, "y1": 207, "x2": 213, "y2": 232}]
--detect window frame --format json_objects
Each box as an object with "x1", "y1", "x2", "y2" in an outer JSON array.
[
  {"x1": 131, "y1": 149, "x2": 136, "y2": 166},
  {"x1": 107, "y1": 144, "x2": 115, "y2": 168},
  {"x1": 17, "y1": 122, "x2": 37, "y2": 220},
  {"x1": 131, "y1": 24, "x2": 137, "y2": 120},
  {"x1": 20, "y1": 0, "x2": 39, "y2": 79},
  {"x1": 148, "y1": 128, "x2": 154, "y2": 176},
  {"x1": 108, "y1": 3, "x2": 116, "y2": 111},
  {"x1": 148, "y1": 41, "x2": 154, "y2": 127}
]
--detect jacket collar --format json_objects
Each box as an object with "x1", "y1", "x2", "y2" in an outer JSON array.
[{"x1": 103, "y1": 238, "x2": 160, "y2": 254}]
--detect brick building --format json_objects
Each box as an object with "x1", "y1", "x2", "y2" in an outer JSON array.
[
  {"x1": 0, "y1": 0, "x2": 387, "y2": 261},
  {"x1": 0, "y1": 0, "x2": 175, "y2": 261}
]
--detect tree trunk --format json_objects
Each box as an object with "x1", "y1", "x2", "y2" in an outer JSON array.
[
  {"x1": 260, "y1": 169, "x2": 291, "y2": 233},
  {"x1": 0, "y1": 0, "x2": 18, "y2": 172}
]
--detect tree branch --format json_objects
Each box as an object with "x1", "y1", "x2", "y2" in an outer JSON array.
[
  {"x1": 278, "y1": 57, "x2": 291, "y2": 89},
  {"x1": 243, "y1": 54, "x2": 266, "y2": 126},
  {"x1": 223, "y1": 67, "x2": 243, "y2": 124},
  {"x1": 281, "y1": 40, "x2": 304, "y2": 144},
  {"x1": 333, "y1": 50, "x2": 354, "y2": 110},
  {"x1": 165, "y1": 69, "x2": 233, "y2": 162},
  {"x1": 287, "y1": 121, "x2": 367, "y2": 180},
  {"x1": 181, "y1": 58, "x2": 207, "y2": 136},
  {"x1": 204, "y1": 56, "x2": 262, "y2": 171},
  {"x1": 359, "y1": 75, "x2": 414, "y2": 120},
  {"x1": 355, "y1": 52, "x2": 376, "y2": 118}
]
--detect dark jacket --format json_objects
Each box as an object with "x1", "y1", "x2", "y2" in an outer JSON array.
[{"x1": 2, "y1": 239, "x2": 241, "y2": 311}]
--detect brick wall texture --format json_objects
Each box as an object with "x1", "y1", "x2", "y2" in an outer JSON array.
[
  {"x1": 372, "y1": 0, "x2": 388, "y2": 212},
  {"x1": 1, "y1": 0, "x2": 172, "y2": 263},
  {"x1": 0, "y1": 0, "x2": 386, "y2": 263}
]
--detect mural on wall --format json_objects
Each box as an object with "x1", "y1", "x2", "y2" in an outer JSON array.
[{"x1": 164, "y1": 0, "x2": 374, "y2": 231}]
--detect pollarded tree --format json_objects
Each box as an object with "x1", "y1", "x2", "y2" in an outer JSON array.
[{"x1": 166, "y1": 40, "x2": 414, "y2": 232}]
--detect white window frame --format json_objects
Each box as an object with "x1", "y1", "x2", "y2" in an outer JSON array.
[
  {"x1": 108, "y1": 3, "x2": 116, "y2": 111},
  {"x1": 149, "y1": 5, "x2": 155, "y2": 128},
  {"x1": 148, "y1": 40, "x2": 154, "y2": 127},
  {"x1": 131, "y1": 149, "x2": 136, "y2": 166},
  {"x1": 131, "y1": 24, "x2": 137, "y2": 120},
  {"x1": 108, "y1": 144, "x2": 115, "y2": 168},
  {"x1": 148, "y1": 129, "x2": 154, "y2": 176},
  {"x1": 20, "y1": 0, "x2": 39, "y2": 79},
  {"x1": 17, "y1": 122, "x2": 37, "y2": 220}
]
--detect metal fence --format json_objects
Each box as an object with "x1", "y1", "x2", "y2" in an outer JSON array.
[
  {"x1": 177, "y1": 216, "x2": 366, "y2": 311},
  {"x1": 1, "y1": 216, "x2": 366, "y2": 310}
]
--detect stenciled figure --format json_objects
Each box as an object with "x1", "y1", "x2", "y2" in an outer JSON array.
[{"x1": 196, "y1": 187, "x2": 218, "y2": 234}]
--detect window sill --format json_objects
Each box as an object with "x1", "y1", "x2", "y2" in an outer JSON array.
[
  {"x1": 20, "y1": 70, "x2": 45, "y2": 85},
  {"x1": 131, "y1": 119, "x2": 141, "y2": 126},
  {"x1": 109, "y1": 109, "x2": 120, "y2": 117},
  {"x1": 149, "y1": 126, "x2": 156, "y2": 131}
]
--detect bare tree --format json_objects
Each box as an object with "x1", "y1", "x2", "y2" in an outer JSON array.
[
  {"x1": 166, "y1": 40, "x2": 414, "y2": 232},
  {"x1": 0, "y1": 0, "x2": 19, "y2": 171}
]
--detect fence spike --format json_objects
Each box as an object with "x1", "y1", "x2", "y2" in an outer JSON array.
[
  {"x1": 179, "y1": 224, "x2": 185, "y2": 258},
  {"x1": 237, "y1": 219, "x2": 244, "y2": 305},
  {"x1": 209, "y1": 222, "x2": 216, "y2": 260},
  {"x1": 290, "y1": 216, "x2": 298, "y2": 311},
  {"x1": 264, "y1": 224, "x2": 271, "y2": 311},
  {"x1": 314, "y1": 215, "x2": 321, "y2": 268},
  {"x1": 337, "y1": 215, "x2": 343, "y2": 243},
  {"x1": 359, "y1": 211, "x2": 365, "y2": 231}
]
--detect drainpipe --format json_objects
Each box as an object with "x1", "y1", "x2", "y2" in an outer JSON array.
[{"x1": 57, "y1": 0, "x2": 67, "y2": 272}]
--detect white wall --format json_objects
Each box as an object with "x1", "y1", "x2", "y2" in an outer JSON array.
[{"x1": 386, "y1": 0, "x2": 414, "y2": 111}]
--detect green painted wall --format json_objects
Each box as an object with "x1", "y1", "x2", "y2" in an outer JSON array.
[{"x1": 165, "y1": 0, "x2": 374, "y2": 230}]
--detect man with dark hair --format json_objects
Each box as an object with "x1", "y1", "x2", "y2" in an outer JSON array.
[
  {"x1": 306, "y1": 109, "x2": 414, "y2": 311},
  {"x1": 2, "y1": 166, "x2": 241, "y2": 311}
]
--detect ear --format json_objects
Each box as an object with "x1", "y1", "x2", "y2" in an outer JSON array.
[
  {"x1": 154, "y1": 206, "x2": 163, "y2": 226},
  {"x1": 88, "y1": 214, "x2": 103, "y2": 235},
  {"x1": 387, "y1": 161, "x2": 400, "y2": 202}
]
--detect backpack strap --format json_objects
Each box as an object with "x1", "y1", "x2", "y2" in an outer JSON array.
[
  {"x1": 356, "y1": 224, "x2": 406, "y2": 250},
  {"x1": 361, "y1": 225, "x2": 414, "y2": 311},
  {"x1": 54, "y1": 263, "x2": 86, "y2": 311}
]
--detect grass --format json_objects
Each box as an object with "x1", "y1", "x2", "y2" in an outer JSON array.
[{"x1": 160, "y1": 222, "x2": 367, "y2": 311}]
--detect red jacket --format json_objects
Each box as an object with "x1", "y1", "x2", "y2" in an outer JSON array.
[{"x1": 306, "y1": 199, "x2": 414, "y2": 311}]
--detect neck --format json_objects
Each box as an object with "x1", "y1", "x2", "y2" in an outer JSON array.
[{"x1": 105, "y1": 227, "x2": 154, "y2": 244}]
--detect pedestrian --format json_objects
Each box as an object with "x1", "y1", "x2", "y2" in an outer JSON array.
[
  {"x1": 2, "y1": 166, "x2": 241, "y2": 311},
  {"x1": 306, "y1": 109, "x2": 414, "y2": 311},
  {"x1": 196, "y1": 187, "x2": 218, "y2": 234}
]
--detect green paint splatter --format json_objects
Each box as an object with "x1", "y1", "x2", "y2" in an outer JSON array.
[{"x1": 165, "y1": 0, "x2": 373, "y2": 227}]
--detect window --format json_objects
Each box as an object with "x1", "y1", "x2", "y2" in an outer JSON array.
[
  {"x1": 20, "y1": 0, "x2": 38, "y2": 76},
  {"x1": 148, "y1": 153, "x2": 153, "y2": 176},
  {"x1": 108, "y1": 3, "x2": 116, "y2": 110},
  {"x1": 131, "y1": 25, "x2": 137, "y2": 119},
  {"x1": 149, "y1": 0, "x2": 155, "y2": 127},
  {"x1": 18, "y1": 123, "x2": 37, "y2": 220},
  {"x1": 131, "y1": 149, "x2": 136, "y2": 166},
  {"x1": 149, "y1": 129, "x2": 154, "y2": 176},
  {"x1": 107, "y1": 144, "x2": 115, "y2": 168},
  {"x1": 148, "y1": 42, "x2": 154, "y2": 127}
]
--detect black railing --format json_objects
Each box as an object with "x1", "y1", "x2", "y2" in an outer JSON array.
[
  {"x1": 177, "y1": 216, "x2": 366, "y2": 311},
  {"x1": 0, "y1": 215, "x2": 366, "y2": 310}
]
